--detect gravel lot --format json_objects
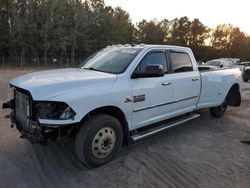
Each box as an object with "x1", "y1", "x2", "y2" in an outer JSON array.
[{"x1": 0, "y1": 68, "x2": 250, "y2": 188}]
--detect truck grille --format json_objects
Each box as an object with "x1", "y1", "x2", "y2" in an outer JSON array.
[{"x1": 15, "y1": 90, "x2": 30, "y2": 128}]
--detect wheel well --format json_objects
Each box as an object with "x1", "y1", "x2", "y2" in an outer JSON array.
[
  {"x1": 226, "y1": 83, "x2": 241, "y2": 107},
  {"x1": 80, "y1": 106, "x2": 129, "y2": 145}
]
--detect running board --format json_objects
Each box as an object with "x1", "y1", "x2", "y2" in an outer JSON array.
[{"x1": 131, "y1": 113, "x2": 200, "y2": 142}]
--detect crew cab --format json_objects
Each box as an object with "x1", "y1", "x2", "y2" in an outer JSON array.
[{"x1": 2, "y1": 45, "x2": 241, "y2": 167}]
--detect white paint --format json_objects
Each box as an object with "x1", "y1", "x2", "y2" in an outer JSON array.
[{"x1": 10, "y1": 45, "x2": 241, "y2": 130}]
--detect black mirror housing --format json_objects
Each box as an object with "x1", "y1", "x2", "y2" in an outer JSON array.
[{"x1": 132, "y1": 64, "x2": 164, "y2": 79}]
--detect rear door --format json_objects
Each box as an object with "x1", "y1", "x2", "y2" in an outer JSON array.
[
  {"x1": 130, "y1": 50, "x2": 173, "y2": 129},
  {"x1": 168, "y1": 50, "x2": 200, "y2": 115}
]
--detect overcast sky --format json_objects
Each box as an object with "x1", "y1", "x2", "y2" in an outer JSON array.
[{"x1": 105, "y1": 0, "x2": 250, "y2": 35}]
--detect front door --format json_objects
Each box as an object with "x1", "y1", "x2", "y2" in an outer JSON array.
[{"x1": 130, "y1": 50, "x2": 173, "y2": 129}]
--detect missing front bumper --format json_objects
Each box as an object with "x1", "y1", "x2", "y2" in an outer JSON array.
[
  {"x1": 11, "y1": 114, "x2": 76, "y2": 144},
  {"x1": 13, "y1": 118, "x2": 46, "y2": 143}
]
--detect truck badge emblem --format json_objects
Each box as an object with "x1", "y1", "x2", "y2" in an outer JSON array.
[{"x1": 133, "y1": 95, "x2": 145, "y2": 103}]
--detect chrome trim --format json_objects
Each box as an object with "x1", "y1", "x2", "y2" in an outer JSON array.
[
  {"x1": 192, "y1": 78, "x2": 199, "y2": 81},
  {"x1": 162, "y1": 82, "x2": 171, "y2": 86},
  {"x1": 133, "y1": 96, "x2": 198, "y2": 112},
  {"x1": 199, "y1": 67, "x2": 239, "y2": 73},
  {"x1": 131, "y1": 113, "x2": 200, "y2": 141}
]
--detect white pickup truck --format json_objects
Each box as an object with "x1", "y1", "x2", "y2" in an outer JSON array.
[{"x1": 3, "y1": 45, "x2": 241, "y2": 167}]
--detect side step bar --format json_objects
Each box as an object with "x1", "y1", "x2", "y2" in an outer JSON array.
[{"x1": 131, "y1": 113, "x2": 200, "y2": 142}]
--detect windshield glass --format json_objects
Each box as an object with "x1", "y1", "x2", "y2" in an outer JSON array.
[
  {"x1": 80, "y1": 47, "x2": 142, "y2": 74},
  {"x1": 205, "y1": 60, "x2": 221, "y2": 66}
]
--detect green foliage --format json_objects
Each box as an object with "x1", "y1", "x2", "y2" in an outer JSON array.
[
  {"x1": 212, "y1": 24, "x2": 250, "y2": 58},
  {"x1": 168, "y1": 17, "x2": 191, "y2": 46},
  {"x1": 0, "y1": 0, "x2": 133, "y2": 66},
  {"x1": 134, "y1": 17, "x2": 250, "y2": 61},
  {"x1": 134, "y1": 19, "x2": 167, "y2": 44},
  {"x1": 189, "y1": 18, "x2": 210, "y2": 47},
  {"x1": 0, "y1": 0, "x2": 250, "y2": 66}
]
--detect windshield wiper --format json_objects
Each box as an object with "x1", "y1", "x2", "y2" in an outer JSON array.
[
  {"x1": 83, "y1": 67, "x2": 105, "y2": 72},
  {"x1": 83, "y1": 67, "x2": 99, "y2": 71},
  {"x1": 83, "y1": 67, "x2": 114, "y2": 74}
]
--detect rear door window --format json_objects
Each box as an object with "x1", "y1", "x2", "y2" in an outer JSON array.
[{"x1": 169, "y1": 51, "x2": 193, "y2": 73}]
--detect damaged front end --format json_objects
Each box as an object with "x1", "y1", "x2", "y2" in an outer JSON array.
[{"x1": 2, "y1": 88, "x2": 77, "y2": 144}]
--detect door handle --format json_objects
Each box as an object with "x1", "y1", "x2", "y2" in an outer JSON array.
[
  {"x1": 192, "y1": 78, "x2": 199, "y2": 81},
  {"x1": 162, "y1": 82, "x2": 171, "y2": 86}
]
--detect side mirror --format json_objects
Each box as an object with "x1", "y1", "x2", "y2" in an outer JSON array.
[
  {"x1": 220, "y1": 64, "x2": 223, "y2": 68},
  {"x1": 132, "y1": 64, "x2": 164, "y2": 79}
]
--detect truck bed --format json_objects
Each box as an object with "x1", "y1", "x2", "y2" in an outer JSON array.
[{"x1": 196, "y1": 67, "x2": 242, "y2": 109}]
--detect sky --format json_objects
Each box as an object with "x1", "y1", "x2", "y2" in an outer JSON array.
[{"x1": 105, "y1": 0, "x2": 250, "y2": 35}]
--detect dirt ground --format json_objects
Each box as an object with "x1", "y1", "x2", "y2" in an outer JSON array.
[{"x1": 0, "y1": 68, "x2": 250, "y2": 188}]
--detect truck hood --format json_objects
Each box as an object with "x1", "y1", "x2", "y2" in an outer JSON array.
[{"x1": 10, "y1": 68, "x2": 118, "y2": 100}]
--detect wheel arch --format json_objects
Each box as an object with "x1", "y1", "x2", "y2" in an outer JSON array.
[
  {"x1": 225, "y1": 83, "x2": 241, "y2": 107},
  {"x1": 80, "y1": 105, "x2": 129, "y2": 145}
]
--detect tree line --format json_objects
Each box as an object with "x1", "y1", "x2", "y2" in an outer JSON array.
[{"x1": 0, "y1": 0, "x2": 250, "y2": 67}]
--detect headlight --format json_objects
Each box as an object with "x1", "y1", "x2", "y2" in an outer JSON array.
[{"x1": 36, "y1": 101, "x2": 76, "y2": 120}]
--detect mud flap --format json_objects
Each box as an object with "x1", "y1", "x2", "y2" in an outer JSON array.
[
  {"x1": 240, "y1": 131, "x2": 250, "y2": 145},
  {"x1": 226, "y1": 86, "x2": 241, "y2": 107},
  {"x1": 2, "y1": 99, "x2": 14, "y2": 109},
  {"x1": 240, "y1": 140, "x2": 250, "y2": 145}
]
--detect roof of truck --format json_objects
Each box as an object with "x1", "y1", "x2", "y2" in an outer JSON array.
[{"x1": 106, "y1": 44, "x2": 191, "y2": 51}]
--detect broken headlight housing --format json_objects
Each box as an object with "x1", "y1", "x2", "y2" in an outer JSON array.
[{"x1": 36, "y1": 101, "x2": 76, "y2": 120}]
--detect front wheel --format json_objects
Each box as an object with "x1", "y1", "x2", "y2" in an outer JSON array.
[
  {"x1": 75, "y1": 114, "x2": 123, "y2": 167},
  {"x1": 210, "y1": 101, "x2": 228, "y2": 118}
]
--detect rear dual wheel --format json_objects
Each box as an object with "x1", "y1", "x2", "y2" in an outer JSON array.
[
  {"x1": 75, "y1": 114, "x2": 123, "y2": 167},
  {"x1": 210, "y1": 100, "x2": 228, "y2": 118}
]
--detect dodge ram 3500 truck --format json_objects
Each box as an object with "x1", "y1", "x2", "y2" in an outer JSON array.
[{"x1": 3, "y1": 45, "x2": 241, "y2": 167}]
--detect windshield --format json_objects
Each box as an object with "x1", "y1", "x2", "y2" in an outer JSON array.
[
  {"x1": 80, "y1": 48, "x2": 142, "y2": 74},
  {"x1": 205, "y1": 60, "x2": 221, "y2": 66}
]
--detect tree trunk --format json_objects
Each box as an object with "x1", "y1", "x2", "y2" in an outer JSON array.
[
  {"x1": 2, "y1": 56, "x2": 4, "y2": 67},
  {"x1": 71, "y1": 22, "x2": 77, "y2": 66},
  {"x1": 20, "y1": 54, "x2": 22, "y2": 67},
  {"x1": 44, "y1": 24, "x2": 48, "y2": 66},
  {"x1": 71, "y1": 43, "x2": 75, "y2": 66},
  {"x1": 44, "y1": 47, "x2": 47, "y2": 66},
  {"x1": 37, "y1": 57, "x2": 40, "y2": 67},
  {"x1": 22, "y1": 48, "x2": 25, "y2": 66},
  {"x1": 20, "y1": 49, "x2": 25, "y2": 67},
  {"x1": 59, "y1": 50, "x2": 63, "y2": 66}
]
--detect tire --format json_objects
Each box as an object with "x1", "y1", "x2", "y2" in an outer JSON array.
[
  {"x1": 75, "y1": 114, "x2": 123, "y2": 167},
  {"x1": 210, "y1": 101, "x2": 228, "y2": 118},
  {"x1": 243, "y1": 78, "x2": 248, "y2": 82}
]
